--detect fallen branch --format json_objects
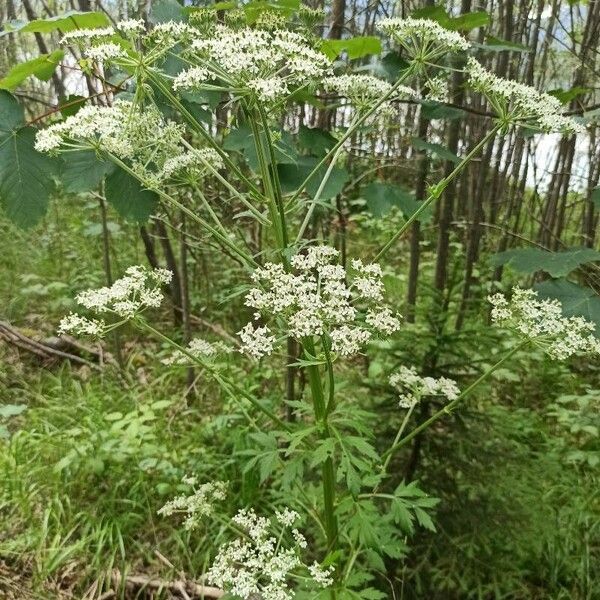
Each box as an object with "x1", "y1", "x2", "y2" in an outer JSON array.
[{"x1": 111, "y1": 570, "x2": 224, "y2": 599}]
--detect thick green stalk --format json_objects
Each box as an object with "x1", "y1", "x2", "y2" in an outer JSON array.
[
  {"x1": 303, "y1": 338, "x2": 338, "y2": 555},
  {"x1": 374, "y1": 124, "x2": 502, "y2": 262},
  {"x1": 381, "y1": 340, "x2": 528, "y2": 462}
]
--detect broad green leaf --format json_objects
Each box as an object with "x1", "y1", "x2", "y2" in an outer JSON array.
[
  {"x1": 447, "y1": 11, "x2": 490, "y2": 31},
  {"x1": 321, "y1": 36, "x2": 382, "y2": 60},
  {"x1": 490, "y1": 247, "x2": 600, "y2": 277},
  {"x1": 481, "y1": 36, "x2": 530, "y2": 52},
  {"x1": 278, "y1": 158, "x2": 349, "y2": 199},
  {"x1": 298, "y1": 125, "x2": 337, "y2": 157},
  {"x1": 363, "y1": 181, "x2": 430, "y2": 221},
  {"x1": 421, "y1": 101, "x2": 466, "y2": 121},
  {"x1": 0, "y1": 11, "x2": 109, "y2": 37},
  {"x1": 411, "y1": 137, "x2": 460, "y2": 163},
  {"x1": 244, "y1": 0, "x2": 300, "y2": 22},
  {"x1": 376, "y1": 51, "x2": 410, "y2": 82},
  {"x1": 0, "y1": 126, "x2": 59, "y2": 227},
  {"x1": 535, "y1": 279, "x2": 600, "y2": 334},
  {"x1": 105, "y1": 166, "x2": 158, "y2": 222},
  {"x1": 59, "y1": 95, "x2": 87, "y2": 118},
  {"x1": 0, "y1": 50, "x2": 64, "y2": 90},
  {"x1": 0, "y1": 91, "x2": 25, "y2": 131},
  {"x1": 150, "y1": 0, "x2": 185, "y2": 24},
  {"x1": 61, "y1": 150, "x2": 114, "y2": 193},
  {"x1": 548, "y1": 86, "x2": 591, "y2": 105}
]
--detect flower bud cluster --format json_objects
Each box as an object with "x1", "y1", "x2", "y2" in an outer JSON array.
[
  {"x1": 239, "y1": 246, "x2": 401, "y2": 359},
  {"x1": 207, "y1": 507, "x2": 333, "y2": 599},
  {"x1": 389, "y1": 366, "x2": 460, "y2": 409},
  {"x1": 488, "y1": 287, "x2": 600, "y2": 360}
]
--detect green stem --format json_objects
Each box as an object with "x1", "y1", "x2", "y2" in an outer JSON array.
[
  {"x1": 374, "y1": 123, "x2": 501, "y2": 262},
  {"x1": 289, "y1": 64, "x2": 418, "y2": 208},
  {"x1": 105, "y1": 154, "x2": 257, "y2": 269},
  {"x1": 381, "y1": 340, "x2": 527, "y2": 461},
  {"x1": 136, "y1": 319, "x2": 289, "y2": 431},
  {"x1": 303, "y1": 338, "x2": 338, "y2": 555}
]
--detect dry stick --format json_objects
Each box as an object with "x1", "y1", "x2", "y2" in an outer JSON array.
[{"x1": 111, "y1": 571, "x2": 224, "y2": 599}]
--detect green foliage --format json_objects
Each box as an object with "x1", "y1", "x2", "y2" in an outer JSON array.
[
  {"x1": 0, "y1": 50, "x2": 64, "y2": 90},
  {"x1": 363, "y1": 181, "x2": 426, "y2": 220},
  {"x1": 321, "y1": 37, "x2": 382, "y2": 60},
  {"x1": 0, "y1": 11, "x2": 109, "y2": 37},
  {"x1": 490, "y1": 247, "x2": 600, "y2": 277},
  {"x1": 61, "y1": 150, "x2": 114, "y2": 194},
  {"x1": 411, "y1": 137, "x2": 460, "y2": 163},
  {"x1": 104, "y1": 166, "x2": 158, "y2": 222},
  {"x1": 535, "y1": 278, "x2": 600, "y2": 333},
  {"x1": 411, "y1": 5, "x2": 490, "y2": 31},
  {"x1": 0, "y1": 93, "x2": 59, "y2": 227}
]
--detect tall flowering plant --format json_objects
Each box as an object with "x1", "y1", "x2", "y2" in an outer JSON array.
[{"x1": 35, "y1": 10, "x2": 594, "y2": 598}]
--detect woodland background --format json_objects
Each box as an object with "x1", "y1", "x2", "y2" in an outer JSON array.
[{"x1": 1, "y1": 0, "x2": 600, "y2": 599}]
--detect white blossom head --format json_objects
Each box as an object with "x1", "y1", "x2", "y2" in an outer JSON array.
[
  {"x1": 466, "y1": 58, "x2": 585, "y2": 134},
  {"x1": 239, "y1": 246, "x2": 401, "y2": 359},
  {"x1": 488, "y1": 287, "x2": 600, "y2": 359},
  {"x1": 389, "y1": 366, "x2": 460, "y2": 409},
  {"x1": 58, "y1": 266, "x2": 172, "y2": 338},
  {"x1": 158, "y1": 479, "x2": 227, "y2": 530},
  {"x1": 207, "y1": 507, "x2": 334, "y2": 599}
]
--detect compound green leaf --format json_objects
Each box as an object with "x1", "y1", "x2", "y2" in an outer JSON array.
[
  {"x1": 411, "y1": 137, "x2": 460, "y2": 163},
  {"x1": 61, "y1": 150, "x2": 114, "y2": 193},
  {"x1": 321, "y1": 36, "x2": 382, "y2": 60}
]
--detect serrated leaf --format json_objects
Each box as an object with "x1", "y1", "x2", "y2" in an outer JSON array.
[
  {"x1": 298, "y1": 126, "x2": 337, "y2": 157},
  {"x1": 534, "y1": 279, "x2": 600, "y2": 334},
  {"x1": 278, "y1": 158, "x2": 349, "y2": 199},
  {"x1": 490, "y1": 247, "x2": 600, "y2": 277},
  {"x1": 480, "y1": 35, "x2": 530, "y2": 52},
  {"x1": 59, "y1": 95, "x2": 87, "y2": 118},
  {"x1": 0, "y1": 50, "x2": 64, "y2": 90},
  {"x1": 363, "y1": 181, "x2": 429, "y2": 221},
  {"x1": 0, "y1": 11, "x2": 109, "y2": 37},
  {"x1": 104, "y1": 166, "x2": 158, "y2": 223},
  {"x1": 61, "y1": 150, "x2": 114, "y2": 193},
  {"x1": 414, "y1": 506, "x2": 436, "y2": 531},
  {"x1": 0, "y1": 126, "x2": 58, "y2": 227},
  {"x1": 421, "y1": 100, "x2": 466, "y2": 121},
  {"x1": 321, "y1": 36, "x2": 382, "y2": 60},
  {"x1": 548, "y1": 86, "x2": 591, "y2": 105},
  {"x1": 150, "y1": 0, "x2": 185, "y2": 24},
  {"x1": 0, "y1": 91, "x2": 25, "y2": 131},
  {"x1": 411, "y1": 137, "x2": 460, "y2": 163}
]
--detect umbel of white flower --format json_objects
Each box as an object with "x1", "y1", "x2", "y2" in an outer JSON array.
[
  {"x1": 158, "y1": 478, "x2": 227, "y2": 530},
  {"x1": 377, "y1": 17, "x2": 470, "y2": 63},
  {"x1": 466, "y1": 58, "x2": 585, "y2": 134},
  {"x1": 171, "y1": 24, "x2": 331, "y2": 105},
  {"x1": 238, "y1": 246, "x2": 402, "y2": 359},
  {"x1": 489, "y1": 287, "x2": 600, "y2": 360},
  {"x1": 58, "y1": 266, "x2": 172, "y2": 337},
  {"x1": 207, "y1": 508, "x2": 334, "y2": 600},
  {"x1": 34, "y1": 100, "x2": 223, "y2": 187},
  {"x1": 389, "y1": 366, "x2": 460, "y2": 409}
]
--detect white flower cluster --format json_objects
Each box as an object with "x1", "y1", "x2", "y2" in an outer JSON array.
[
  {"x1": 378, "y1": 17, "x2": 470, "y2": 61},
  {"x1": 466, "y1": 58, "x2": 585, "y2": 134},
  {"x1": 426, "y1": 75, "x2": 449, "y2": 103},
  {"x1": 389, "y1": 366, "x2": 460, "y2": 409},
  {"x1": 171, "y1": 25, "x2": 330, "y2": 104},
  {"x1": 58, "y1": 266, "x2": 172, "y2": 337},
  {"x1": 324, "y1": 74, "x2": 416, "y2": 114},
  {"x1": 239, "y1": 246, "x2": 401, "y2": 358},
  {"x1": 160, "y1": 148, "x2": 224, "y2": 180},
  {"x1": 207, "y1": 508, "x2": 333, "y2": 600},
  {"x1": 158, "y1": 478, "x2": 227, "y2": 530},
  {"x1": 84, "y1": 42, "x2": 126, "y2": 62},
  {"x1": 488, "y1": 287, "x2": 600, "y2": 360}
]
